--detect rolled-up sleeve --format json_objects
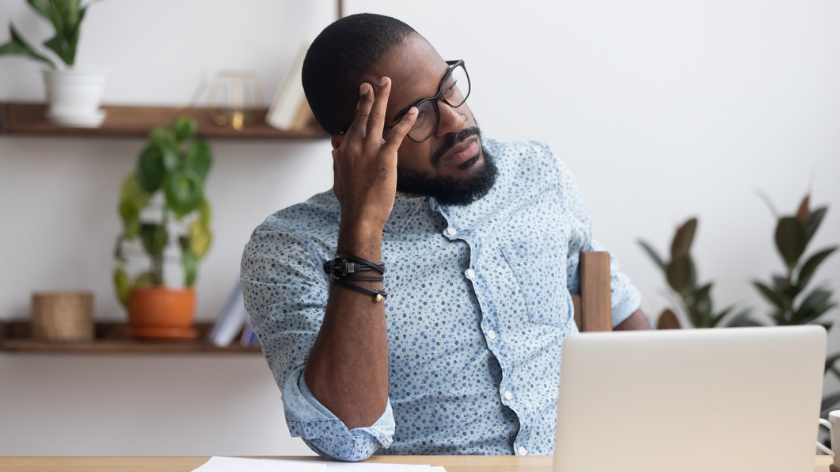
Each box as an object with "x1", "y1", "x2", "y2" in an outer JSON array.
[
  {"x1": 240, "y1": 226, "x2": 395, "y2": 460},
  {"x1": 547, "y1": 145, "x2": 642, "y2": 327}
]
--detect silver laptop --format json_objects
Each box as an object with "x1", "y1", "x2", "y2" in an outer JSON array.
[{"x1": 554, "y1": 326, "x2": 826, "y2": 472}]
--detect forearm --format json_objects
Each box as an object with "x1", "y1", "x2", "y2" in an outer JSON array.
[
  {"x1": 303, "y1": 225, "x2": 389, "y2": 429},
  {"x1": 614, "y1": 309, "x2": 651, "y2": 330}
]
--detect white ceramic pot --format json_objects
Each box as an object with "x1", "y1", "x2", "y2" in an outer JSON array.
[{"x1": 42, "y1": 67, "x2": 109, "y2": 127}]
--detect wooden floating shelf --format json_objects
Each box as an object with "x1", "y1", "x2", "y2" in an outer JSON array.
[
  {"x1": 0, "y1": 102, "x2": 329, "y2": 140},
  {"x1": 0, "y1": 321, "x2": 262, "y2": 354}
]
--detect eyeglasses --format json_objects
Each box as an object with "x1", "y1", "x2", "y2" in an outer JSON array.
[{"x1": 386, "y1": 59, "x2": 471, "y2": 143}]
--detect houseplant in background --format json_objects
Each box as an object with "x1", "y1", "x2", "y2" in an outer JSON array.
[
  {"x1": 113, "y1": 116, "x2": 213, "y2": 339},
  {"x1": 749, "y1": 192, "x2": 839, "y2": 418},
  {"x1": 0, "y1": 0, "x2": 108, "y2": 127},
  {"x1": 638, "y1": 218, "x2": 754, "y2": 329}
]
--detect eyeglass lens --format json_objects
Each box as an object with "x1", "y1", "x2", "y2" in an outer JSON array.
[{"x1": 408, "y1": 64, "x2": 470, "y2": 141}]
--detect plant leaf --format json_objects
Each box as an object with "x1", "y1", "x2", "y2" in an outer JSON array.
[
  {"x1": 199, "y1": 199, "x2": 212, "y2": 226},
  {"x1": 0, "y1": 25, "x2": 56, "y2": 68},
  {"x1": 180, "y1": 238, "x2": 198, "y2": 287},
  {"x1": 137, "y1": 144, "x2": 176, "y2": 192},
  {"x1": 806, "y1": 207, "x2": 828, "y2": 244},
  {"x1": 709, "y1": 305, "x2": 734, "y2": 327},
  {"x1": 188, "y1": 220, "x2": 212, "y2": 259},
  {"x1": 797, "y1": 246, "x2": 838, "y2": 291},
  {"x1": 164, "y1": 170, "x2": 204, "y2": 218},
  {"x1": 793, "y1": 288, "x2": 835, "y2": 324},
  {"x1": 637, "y1": 240, "x2": 666, "y2": 271},
  {"x1": 795, "y1": 194, "x2": 810, "y2": 225},
  {"x1": 172, "y1": 116, "x2": 198, "y2": 141},
  {"x1": 656, "y1": 309, "x2": 681, "y2": 329},
  {"x1": 753, "y1": 280, "x2": 785, "y2": 309},
  {"x1": 140, "y1": 223, "x2": 168, "y2": 257},
  {"x1": 671, "y1": 218, "x2": 697, "y2": 258},
  {"x1": 825, "y1": 352, "x2": 840, "y2": 373},
  {"x1": 666, "y1": 254, "x2": 693, "y2": 295},
  {"x1": 118, "y1": 200, "x2": 140, "y2": 239},
  {"x1": 775, "y1": 217, "x2": 807, "y2": 270},
  {"x1": 726, "y1": 308, "x2": 760, "y2": 327},
  {"x1": 113, "y1": 268, "x2": 131, "y2": 307},
  {"x1": 184, "y1": 140, "x2": 212, "y2": 180},
  {"x1": 756, "y1": 190, "x2": 778, "y2": 217},
  {"x1": 120, "y1": 174, "x2": 151, "y2": 208}
]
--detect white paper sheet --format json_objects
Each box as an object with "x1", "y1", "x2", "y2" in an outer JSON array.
[{"x1": 191, "y1": 456, "x2": 447, "y2": 472}]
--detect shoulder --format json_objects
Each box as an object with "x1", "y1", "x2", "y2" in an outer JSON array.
[
  {"x1": 243, "y1": 190, "x2": 339, "y2": 266},
  {"x1": 484, "y1": 138, "x2": 569, "y2": 192}
]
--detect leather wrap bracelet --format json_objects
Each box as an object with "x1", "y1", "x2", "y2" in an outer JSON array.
[{"x1": 323, "y1": 254, "x2": 388, "y2": 302}]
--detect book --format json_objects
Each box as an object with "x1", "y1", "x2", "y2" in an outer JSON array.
[
  {"x1": 208, "y1": 280, "x2": 248, "y2": 347},
  {"x1": 266, "y1": 42, "x2": 310, "y2": 130}
]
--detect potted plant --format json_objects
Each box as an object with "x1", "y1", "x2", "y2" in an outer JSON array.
[
  {"x1": 638, "y1": 218, "x2": 753, "y2": 328},
  {"x1": 0, "y1": 0, "x2": 108, "y2": 127},
  {"x1": 113, "y1": 116, "x2": 213, "y2": 339}
]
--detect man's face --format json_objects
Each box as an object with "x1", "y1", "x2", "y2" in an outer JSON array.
[{"x1": 358, "y1": 33, "x2": 496, "y2": 205}]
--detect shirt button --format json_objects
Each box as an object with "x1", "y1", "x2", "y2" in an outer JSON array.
[
  {"x1": 504, "y1": 391, "x2": 513, "y2": 400},
  {"x1": 465, "y1": 268, "x2": 476, "y2": 279},
  {"x1": 487, "y1": 330, "x2": 496, "y2": 339},
  {"x1": 519, "y1": 446, "x2": 527, "y2": 455},
  {"x1": 445, "y1": 227, "x2": 457, "y2": 236}
]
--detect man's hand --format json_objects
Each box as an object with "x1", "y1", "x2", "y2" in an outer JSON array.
[{"x1": 331, "y1": 77, "x2": 418, "y2": 241}]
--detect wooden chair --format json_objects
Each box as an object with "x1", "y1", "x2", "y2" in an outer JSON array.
[{"x1": 571, "y1": 252, "x2": 613, "y2": 332}]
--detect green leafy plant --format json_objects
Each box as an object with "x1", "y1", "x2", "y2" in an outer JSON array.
[
  {"x1": 639, "y1": 218, "x2": 752, "y2": 328},
  {"x1": 113, "y1": 116, "x2": 213, "y2": 306},
  {"x1": 0, "y1": 0, "x2": 99, "y2": 69},
  {"x1": 752, "y1": 193, "x2": 837, "y2": 328},
  {"x1": 751, "y1": 192, "x2": 838, "y2": 418}
]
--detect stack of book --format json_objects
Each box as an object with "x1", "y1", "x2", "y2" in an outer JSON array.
[
  {"x1": 265, "y1": 42, "x2": 315, "y2": 132},
  {"x1": 208, "y1": 280, "x2": 259, "y2": 347}
]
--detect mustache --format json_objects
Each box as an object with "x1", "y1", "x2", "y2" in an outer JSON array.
[{"x1": 431, "y1": 127, "x2": 482, "y2": 168}]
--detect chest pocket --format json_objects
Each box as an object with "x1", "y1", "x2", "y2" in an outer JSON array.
[{"x1": 501, "y1": 239, "x2": 570, "y2": 326}]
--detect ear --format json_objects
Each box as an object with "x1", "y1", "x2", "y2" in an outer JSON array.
[{"x1": 331, "y1": 134, "x2": 344, "y2": 150}]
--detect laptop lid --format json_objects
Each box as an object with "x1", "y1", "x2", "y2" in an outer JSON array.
[{"x1": 553, "y1": 326, "x2": 826, "y2": 472}]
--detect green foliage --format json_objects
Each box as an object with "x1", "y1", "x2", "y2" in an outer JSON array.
[
  {"x1": 0, "y1": 0, "x2": 96, "y2": 68},
  {"x1": 639, "y1": 218, "x2": 752, "y2": 328},
  {"x1": 751, "y1": 193, "x2": 837, "y2": 328},
  {"x1": 113, "y1": 116, "x2": 214, "y2": 307}
]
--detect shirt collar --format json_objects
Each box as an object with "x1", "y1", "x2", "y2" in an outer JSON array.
[{"x1": 383, "y1": 192, "x2": 427, "y2": 234}]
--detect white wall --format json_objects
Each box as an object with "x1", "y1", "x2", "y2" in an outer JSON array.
[{"x1": 1, "y1": 0, "x2": 839, "y2": 455}]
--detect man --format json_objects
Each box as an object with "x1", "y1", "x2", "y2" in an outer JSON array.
[{"x1": 241, "y1": 13, "x2": 649, "y2": 461}]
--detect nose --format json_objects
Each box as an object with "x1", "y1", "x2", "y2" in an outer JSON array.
[{"x1": 433, "y1": 100, "x2": 467, "y2": 138}]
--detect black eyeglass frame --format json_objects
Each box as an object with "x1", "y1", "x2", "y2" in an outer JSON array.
[{"x1": 384, "y1": 59, "x2": 471, "y2": 143}]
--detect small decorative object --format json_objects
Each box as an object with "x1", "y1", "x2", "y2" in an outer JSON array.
[
  {"x1": 31, "y1": 291, "x2": 94, "y2": 341},
  {"x1": 638, "y1": 218, "x2": 753, "y2": 328},
  {"x1": 113, "y1": 116, "x2": 214, "y2": 339},
  {"x1": 0, "y1": 0, "x2": 108, "y2": 127},
  {"x1": 207, "y1": 70, "x2": 264, "y2": 130}
]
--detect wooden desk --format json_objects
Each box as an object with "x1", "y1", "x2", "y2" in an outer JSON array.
[{"x1": 0, "y1": 455, "x2": 833, "y2": 472}]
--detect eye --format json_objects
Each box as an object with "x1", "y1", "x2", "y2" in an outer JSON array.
[{"x1": 444, "y1": 79, "x2": 458, "y2": 97}]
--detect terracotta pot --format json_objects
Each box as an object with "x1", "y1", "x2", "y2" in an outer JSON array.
[{"x1": 127, "y1": 287, "x2": 197, "y2": 339}]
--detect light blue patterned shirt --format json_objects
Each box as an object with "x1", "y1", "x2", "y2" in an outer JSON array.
[{"x1": 241, "y1": 139, "x2": 641, "y2": 461}]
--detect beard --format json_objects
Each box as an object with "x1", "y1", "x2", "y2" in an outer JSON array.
[{"x1": 396, "y1": 127, "x2": 498, "y2": 206}]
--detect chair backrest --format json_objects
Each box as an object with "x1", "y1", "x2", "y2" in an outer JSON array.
[{"x1": 571, "y1": 251, "x2": 612, "y2": 332}]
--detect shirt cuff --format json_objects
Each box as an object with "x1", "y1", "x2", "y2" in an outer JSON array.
[{"x1": 281, "y1": 368, "x2": 395, "y2": 461}]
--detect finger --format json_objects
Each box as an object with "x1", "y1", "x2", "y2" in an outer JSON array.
[
  {"x1": 366, "y1": 77, "x2": 391, "y2": 141},
  {"x1": 351, "y1": 82, "x2": 374, "y2": 142},
  {"x1": 382, "y1": 107, "x2": 418, "y2": 153}
]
